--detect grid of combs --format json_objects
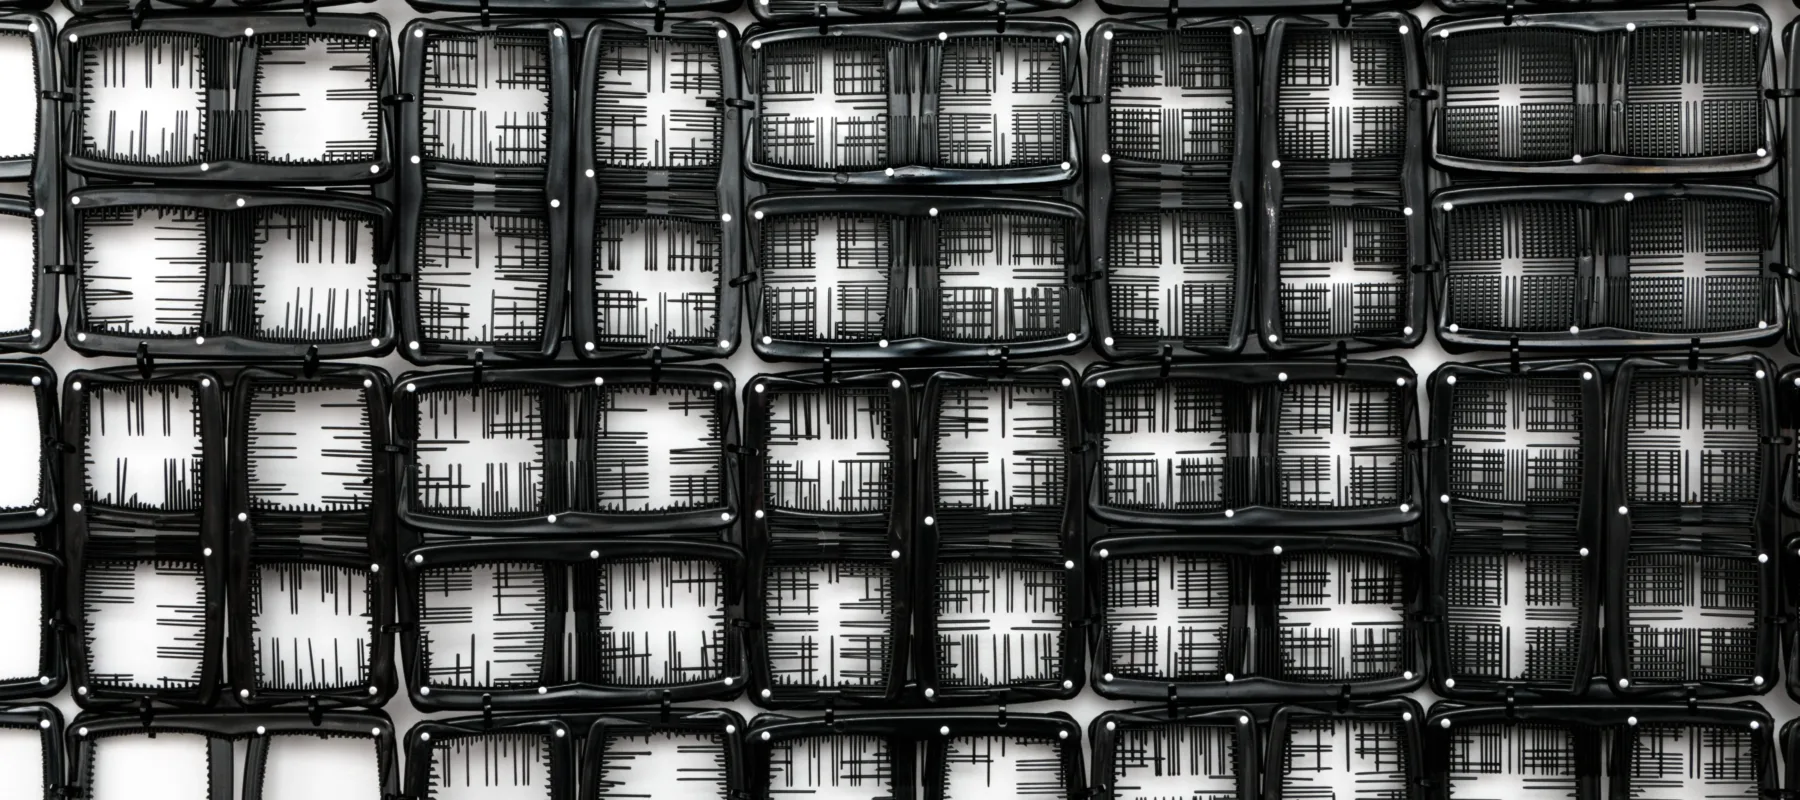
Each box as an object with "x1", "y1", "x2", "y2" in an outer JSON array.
[
  {"x1": 65, "y1": 18, "x2": 392, "y2": 183},
  {"x1": 577, "y1": 21, "x2": 739, "y2": 362},
  {"x1": 1431, "y1": 362, "x2": 1599, "y2": 699},
  {"x1": 400, "y1": 21, "x2": 567, "y2": 364},
  {"x1": 744, "y1": 22, "x2": 1079, "y2": 184},
  {"x1": 1428, "y1": 11, "x2": 1772, "y2": 172},
  {"x1": 1437, "y1": 187, "x2": 1780, "y2": 350},
  {"x1": 1090, "y1": 20, "x2": 1252, "y2": 358},
  {"x1": 1263, "y1": 15, "x2": 1424, "y2": 354}
]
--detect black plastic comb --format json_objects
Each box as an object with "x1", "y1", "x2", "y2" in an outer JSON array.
[
  {"x1": 0, "y1": 12, "x2": 57, "y2": 355},
  {"x1": 744, "y1": 370, "x2": 910, "y2": 709},
  {"x1": 574, "y1": 18, "x2": 743, "y2": 364},
  {"x1": 1434, "y1": 184, "x2": 1782, "y2": 352},
  {"x1": 1261, "y1": 13, "x2": 1427, "y2": 355},
  {"x1": 66, "y1": 712, "x2": 399, "y2": 800},
  {"x1": 228, "y1": 364, "x2": 394, "y2": 710},
  {"x1": 1089, "y1": 533, "x2": 1427, "y2": 702},
  {"x1": 1428, "y1": 359, "x2": 1604, "y2": 701},
  {"x1": 1096, "y1": 0, "x2": 1418, "y2": 17},
  {"x1": 402, "y1": 19, "x2": 569, "y2": 185},
  {"x1": 0, "y1": 703, "x2": 60, "y2": 800},
  {"x1": 1085, "y1": 18, "x2": 1254, "y2": 360},
  {"x1": 397, "y1": 186, "x2": 564, "y2": 364},
  {"x1": 400, "y1": 538, "x2": 745, "y2": 711},
  {"x1": 747, "y1": 194, "x2": 1088, "y2": 362},
  {"x1": 1426, "y1": 702, "x2": 1775, "y2": 800},
  {"x1": 62, "y1": 366, "x2": 226, "y2": 711},
  {"x1": 749, "y1": 711, "x2": 1084, "y2": 800},
  {"x1": 67, "y1": 187, "x2": 394, "y2": 361},
  {"x1": 915, "y1": 363, "x2": 1083, "y2": 706},
  {"x1": 392, "y1": 365, "x2": 738, "y2": 540},
  {"x1": 1082, "y1": 360, "x2": 1422, "y2": 530},
  {"x1": 62, "y1": 15, "x2": 394, "y2": 184},
  {"x1": 0, "y1": 359, "x2": 62, "y2": 700},
  {"x1": 1427, "y1": 9, "x2": 1776, "y2": 174},
  {"x1": 1607, "y1": 353, "x2": 1778, "y2": 699},
  {"x1": 743, "y1": 20, "x2": 1082, "y2": 187}
]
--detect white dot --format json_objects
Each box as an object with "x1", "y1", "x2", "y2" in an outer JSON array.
[
  {"x1": 370, "y1": 339, "x2": 380, "y2": 348},
  {"x1": 754, "y1": 384, "x2": 765, "y2": 393},
  {"x1": 1060, "y1": 162, "x2": 1071, "y2": 171},
  {"x1": 1440, "y1": 494, "x2": 1450, "y2": 504},
  {"x1": 1102, "y1": 154, "x2": 1112, "y2": 163},
  {"x1": 924, "y1": 516, "x2": 935, "y2": 526},
  {"x1": 31, "y1": 209, "x2": 40, "y2": 218},
  {"x1": 195, "y1": 336, "x2": 205, "y2": 345},
  {"x1": 1569, "y1": 325, "x2": 1580, "y2": 334},
  {"x1": 1233, "y1": 200, "x2": 1243, "y2": 210},
  {"x1": 72, "y1": 503, "x2": 81, "y2": 512},
  {"x1": 370, "y1": 165, "x2": 380, "y2": 174},
  {"x1": 1618, "y1": 506, "x2": 1628, "y2": 515},
  {"x1": 1447, "y1": 375, "x2": 1457, "y2": 386},
  {"x1": 1104, "y1": 337, "x2": 1115, "y2": 347},
  {"x1": 28, "y1": 375, "x2": 38, "y2": 385},
  {"x1": 1278, "y1": 372, "x2": 1288, "y2": 382},
  {"x1": 237, "y1": 513, "x2": 247, "y2": 522},
  {"x1": 1224, "y1": 673, "x2": 1235, "y2": 682},
  {"x1": 1058, "y1": 730, "x2": 1069, "y2": 739},
  {"x1": 761, "y1": 689, "x2": 772, "y2": 699},
  {"x1": 1752, "y1": 720, "x2": 1762, "y2": 730},
  {"x1": 890, "y1": 379, "x2": 901, "y2": 389},
  {"x1": 1583, "y1": 372, "x2": 1593, "y2": 381},
  {"x1": 717, "y1": 29, "x2": 728, "y2": 38},
  {"x1": 235, "y1": 198, "x2": 245, "y2": 207},
  {"x1": 549, "y1": 199, "x2": 560, "y2": 209},
  {"x1": 1624, "y1": 192, "x2": 1635, "y2": 202},
  {"x1": 1065, "y1": 332, "x2": 1077, "y2": 342},
  {"x1": 1403, "y1": 207, "x2": 1413, "y2": 216},
  {"x1": 1579, "y1": 547, "x2": 1590, "y2": 557},
  {"x1": 1444, "y1": 679, "x2": 1456, "y2": 689},
  {"x1": 410, "y1": 156, "x2": 420, "y2": 164},
  {"x1": 1399, "y1": 503, "x2": 1410, "y2": 513},
  {"x1": 1064, "y1": 560, "x2": 1074, "y2": 569},
  {"x1": 1105, "y1": 721, "x2": 1115, "y2": 731},
  {"x1": 1442, "y1": 202, "x2": 1454, "y2": 212},
  {"x1": 1756, "y1": 370, "x2": 1767, "y2": 379},
  {"x1": 244, "y1": 27, "x2": 254, "y2": 36},
  {"x1": 1232, "y1": 25, "x2": 1242, "y2": 34},
  {"x1": 754, "y1": 210, "x2": 765, "y2": 220},
  {"x1": 1061, "y1": 378, "x2": 1070, "y2": 387},
  {"x1": 369, "y1": 28, "x2": 379, "y2": 37},
  {"x1": 1398, "y1": 25, "x2": 1409, "y2": 34},
  {"x1": 1755, "y1": 675, "x2": 1766, "y2": 686},
  {"x1": 761, "y1": 336, "x2": 772, "y2": 345},
  {"x1": 1618, "y1": 678, "x2": 1630, "y2": 688},
  {"x1": 929, "y1": 208, "x2": 939, "y2": 217},
  {"x1": 1097, "y1": 378, "x2": 1107, "y2": 389},
  {"x1": 1272, "y1": 545, "x2": 1283, "y2": 555},
  {"x1": 752, "y1": 40, "x2": 762, "y2": 49},
  {"x1": 1758, "y1": 148, "x2": 1769, "y2": 157},
  {"x1": 1224, "y1": 509, "x2": 1235, "y2": 518},
  {"x1": 585, "y1": 169, "x2": 595, "y2": 178},
  {"x1": 754, "y1": 510, "x2": 765, "y2": 519},
  {"x1": 1099, "y1": 549, "x2": 1109, "y2": 559},
  {"x1": 1627, "y1": 22, "x2": 1636, "y2": 31},
  {"x1": 1268, "y1": 334, "x2": 1279, "y2": 343},
  {"x1": 1440, "y1": 719, "x2": 1450, "y2": 729},
  {"x1": 537, "y1": 686, "x2": 547, "y2": 694},
  {"x1": 1403, "y1": 671, "x2": 1413, "y2": 679},
  {"x1": 1104, "y1": 30, "x2": 1113, "y2": 40},
  {"x1": 1572, "y1": 155, "x2": 1583, "y2": 164},
  {"x1": 1271, "y1": 159, "x2": 1281, "y2": 169},
  {"x1": 413, "y1": 554, "x2": 423, "y2": 564},
  {"x1": 1402, "y1": 712, "x2": 1413, "y2": 721},
  {"x1": 885, "y1": 168, "x2": 895, "y2": 176},
  {"x1": 878, "y1": 339, "x2": 889, "y2": 348},
  {"x1": 938, "y1": 32, "x2": 947, "y2": 40},
  {"x1": 1759, "y1": 321, "x2": 1769, "y2": 329},
  {"x1": 721, "y1": 213, "x2": 731, "y2": 222},
  {"x1": 924, "y1": 688, "x2": 936, "y2": 698},
  {"x1": 1758, "y1": 553, "x2": 1769, "y2": 563},
  {"x1": 552, "y1": 28, "x2": 563, "y2": 36},
  {"x1": 203, "y1": 547, "x2": 213, "y2": 557},
  {"x1": 891, "y1": 549, "x2": 901, "y2": 559},
  {"x1": 406, "y1": 383, "x2": 416, "y2": 393},
  {"x1": 726, "y1": 724, "x2": 737, "y2": 733},
  {"x1": 69, "y1": 197, "x2": 78, "y2": 206},
  {"x1": 1103, "y1": 673, "x2": 1114, "y2": 681}
]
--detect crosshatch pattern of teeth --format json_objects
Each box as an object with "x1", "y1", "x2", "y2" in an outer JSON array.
[
  {"x1": 935, "y1": 561, "x2": 1066, "y2": 687},
  {"x1": 82, "y1": 556, "x2": 208, "y2": 690},
  {"x1": 932, "y1": 37, "x2": 1067, "y2": 168},
  {"x1": 591, "y1": 35, "x2": 724, "y2": 169},
  {"x1": 1100, "y1": 379, "x2": 1236, "y2": 511},
  {"x1": 1102, "y1": 555, "x2": 1235, "y2": 680},
  {"x1": 1108, "y1": 723, "x2": 1239, "y2": 800},
  {"x1": 415, "y1": 214, "x2": 554, "y2": 347},
  {"x1": 426, "y1": 732, "x2": 553, "y2": 799},
  {"x1": 1274, "y1": 552, "x2": 1410, "y2": 682},
  {"x1": 594, "y1": 730, "x2": 732, "y2": 798},
  {"x1": 931, "y1": 382, "x2": 1069, "y2": 541},
  {"x1": 754, "y1": 37, "x2": 897, "y2": 171},
  {"x1": 760, "y1": 387, "x2": 892, "y2": 513},
  {"x1": 926, "y1": 213, "x2": 1076, "y2": 342},
  {"x1": 1278, "y1": 717, "x2": 1411, "y2": 800},
  {"x1": 422, "y1": 32, "x2": 553, "y2": 167},
  {"x1": 593, "y1": 216, "x2": 723, "y2": 347},
  {"x1": 1627, "y1": 723, "x2": 1762, "y2": 799},
  {"x1": 1105, "y1": 29, "x2": 1235, "y2": 164},
  {"x1": 1626, "y1": 551, "x2": 1759, "y2": 683},
  {"x1": 766, "y1": 733, "x2": 893, "y2": 799},
  {"x1": 1444, "y1": 722, "x2": 1580, "y2": 800},
  {"x1": 1619, "y1": 197, "x2": 1769, "y2": 334},
  {"x1": 245, "y1": 384, "x2": 374, "y2": 512},
  {"x1": 592, "y1": 385, "x2": 727, "y2": 512},
  {"x1": 1276, "y1": 205, "x2": 1410, "y2": 341},
  {"x1": 1275, "y1": 28, "x2": 1408, "y2": 164},
  {"x1": 416, "y1": 562, "x2": 553, "y2": 691},
  {"x1": 1624, "y1": 372, "x2": 1762, "y2": 506},
  {"x1": 1275, "y1": 380, "x2": 1406, "y2": 509},
  {"x1": 591, "y1": 558, "x2": 730, "y2": 686},
  {"x1": 1105, "y1": 207, "x2": 1238, "y2": 345},
  {"x1": 762, "y1": 561, "x2": 895, "y2": 692},
  {"x1": 940, "y1": 735, "x2": 1068, "y2": 797},
  {"x1": 759, "y1": 212, "x2": 896, "y2": 342},
  {"x1": 1438, "y1": 29, "x2": 1595, "y2": 162},
  {"x1": 1443, "y1": 201, "x2": 1583, "y2": 333}
]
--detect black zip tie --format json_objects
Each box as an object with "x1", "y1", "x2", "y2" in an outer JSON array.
[
  {"x1": 39, "y1": 91, "x2": 71, "y2": 103},
  {"x1": 302, "y1": 345, "x2": 321, "y2": 378},
  {"x1": 1068, "y1": 94, "x2": 1102, "y2": 105},
  {"x1": 135, "y1": 342, "x2": 153, "y2": 379},
  {"x1": 308, "y1": 695, "x2": 323, "y2": 726},
  {"x1": 380, "y1": 94, "x2": 415, "y2": 107},
  {"x1": 1767, "y1": 89, "x2": 1800, "y2": 99},
  {"x1": 470, "y1": 350, "x2": 485, "y2": 397},
  {"x1": 729, "y1": 271, "x2": 759, "y2": 288}
]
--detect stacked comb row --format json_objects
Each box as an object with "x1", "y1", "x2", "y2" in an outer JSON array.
[{"x1": 0, "y1": 0, "x2": 1797, "y2": 798}]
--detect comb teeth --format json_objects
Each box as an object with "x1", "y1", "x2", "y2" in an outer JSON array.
[{"x1": 75, "y1": 715, "x2": 397, "y2": 800}]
